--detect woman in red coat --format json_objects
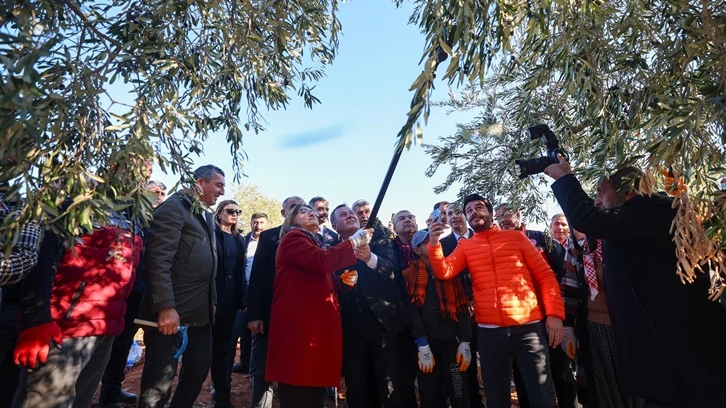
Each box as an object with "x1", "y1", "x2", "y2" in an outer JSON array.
[{"x1": 266, "y1": 203, "x2": 371, "y2": 408}]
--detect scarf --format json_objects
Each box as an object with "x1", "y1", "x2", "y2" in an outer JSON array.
[
  {"x1": 394, "y1": 237, "x2": 417, "y2": 270},
  {"x1": 582, "y1": 238, "x2": 603, "y2": 301},
  {"x1": 404, "y1": 259, "x2": 469, "y2": 322}
]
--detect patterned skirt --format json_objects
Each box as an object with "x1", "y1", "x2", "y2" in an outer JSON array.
[{"x1": 587, "y1": 321, "x2": 644, "y2": 408}]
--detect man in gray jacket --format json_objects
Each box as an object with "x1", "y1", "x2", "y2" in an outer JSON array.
[{"x1": 138, "y1": 165, "x2": 225, "y2": 408}]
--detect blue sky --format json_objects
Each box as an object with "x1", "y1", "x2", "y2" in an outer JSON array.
[{"x1": 142, "y1": 1, "x2": 560, "y2": 230}]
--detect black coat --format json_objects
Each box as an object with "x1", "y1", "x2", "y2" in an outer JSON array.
[
  {"x1": 139, "y1": 192, "x2": 217, "y2": 327},
  {"x1": 246, "y1": 226, "x2": 281, "y2": 334},
  {"x1": 553, "y1": 174, "x2": 726, "y2": 406},
  {"x1": 214, "y1": 226, "x2": 247, "y2": 310},
  {"x1": 339, "y1": 228, "x2": 411, "y2": 333}
]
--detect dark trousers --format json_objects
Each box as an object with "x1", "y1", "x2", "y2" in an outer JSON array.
[
  {"x1": 211, "y1": 295, "x2": 238, "y2": 405},
  {"x1": 478, "y1": 323, "x2": 556, "y2": 408},
  {"x1": 231, "y1": 310, "x2": 251, "y2": 373},
  {"x1": 513, "y1": 344, "x2": 579, "y2": 408},
  {"x1": 100, "y1": 291, "x2": 142, "y2": 405},
  {"x1": 139, "y1": 325, "x2": 212, "y2": 408},
  {"x1": 13, "y1": 335, "x2": 114, "y2": 408},
  {"x1": 397, "y1": 329, "x2": 419, "y2": 408},
  {"x1": 417, "y1": 338, "x2": 469, "y2": 408},
  {"x1": 467, "y1": 317, "x2": 485, "y2": 408},
  {"x1": 250, "y1": 333, "x2": 273, "y2": 408},
  {"x1": 343, "y1": 328, "x2": 404, "y2": 408},
  {"x1": 0, "y1": 337, "x2": 19, "y2": 408},
  {"x1": 277, "y1": 383, "x2": 324, "y2": 408}
]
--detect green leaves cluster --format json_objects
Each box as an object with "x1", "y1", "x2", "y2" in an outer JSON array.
[
  {"x1": 230, "y1": 183, "x2": 284, "y2": 231},
  {"x1": 403, "y1": 0, "x2": 725, "y2": 242},
  {"x1": 0, "y1": 0, "x2": 340, "y2": 243}
]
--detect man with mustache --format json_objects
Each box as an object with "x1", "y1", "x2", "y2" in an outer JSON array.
[{"x1": 428, "y1": 194, "x2": 565, "y2": 408}]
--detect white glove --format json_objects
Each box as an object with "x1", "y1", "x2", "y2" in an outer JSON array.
[
  {"x1": 561, "y1": 326, "x2": 577, "y2": 359},
  {"x1": 456, "y1": 341, "x2": 471, "y2": 371},
  {"x1": 417, "y1": 345, "x2": 435, "y2": 373},
  {"x1": 348, "y1": 228, "x2": 373, "y2": 249}
]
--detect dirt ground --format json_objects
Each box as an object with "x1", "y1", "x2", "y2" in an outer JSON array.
[{"x1": 91, "y1": 330, "x2": 521, "y2": 407}]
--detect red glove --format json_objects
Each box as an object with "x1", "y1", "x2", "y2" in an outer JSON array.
[{"x1": 14, "y1": 322, "x2": 63, "y2": 369}]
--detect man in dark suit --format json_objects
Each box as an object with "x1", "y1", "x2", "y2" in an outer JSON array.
[
  {"x1": 545, "y1": 158, "x2": 726, "y2": 407},
  {"x1": 246, "y1": 196, "x2": 305, "y2": 408},
  {"x1": 331, "y1": 204, "x2": 411, "y2": 408},
  {"x1": 439, "y1": 203, "x2": 484, "y2": 408},
  {"x1": 231, "y1": 212, "x2": 269, "y2": 375},
  {"x1": 138, "y1": 165, "x2": 224, "y2": 408}
]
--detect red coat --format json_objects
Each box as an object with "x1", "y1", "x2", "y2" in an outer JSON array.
[
  {"x1": 51, "y1": 226, "x2": 143, "y2": 337},
  {"x1": 266, "y1": 229, "x2": 356, "y2": 387}
]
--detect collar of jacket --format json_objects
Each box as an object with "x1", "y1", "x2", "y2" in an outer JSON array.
[{"x1": 473, "y1": 223, "x2": 501, "y2": 237}]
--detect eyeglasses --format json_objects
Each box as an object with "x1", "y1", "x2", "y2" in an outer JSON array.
[
  {"x1": 225, "y1": 209, "x2": 242, "y2": 215},
  {"x1": 298, "y1": 208, "x2": 315, "y2": 215}
]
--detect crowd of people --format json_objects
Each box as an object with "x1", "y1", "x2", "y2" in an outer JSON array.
[{"x1": 1, "y1": 159, "x2": 726, "y2": 408}]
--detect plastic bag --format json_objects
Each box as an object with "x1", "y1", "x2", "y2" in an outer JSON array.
[{"x1": 126, "y1": 340, "x2": 143, "y2": 368}]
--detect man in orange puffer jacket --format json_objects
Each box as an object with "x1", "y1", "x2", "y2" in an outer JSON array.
[{"x1": 428, "y1": 194, "x2": 565, "y2": 408}]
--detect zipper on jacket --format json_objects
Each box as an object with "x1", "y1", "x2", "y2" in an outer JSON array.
[
  {"x1": 485, "y1": 234, "x2": 506, "y2": 324},
  {"x1": 65, "y1": 281, "x2": 87, "y2": 320}
]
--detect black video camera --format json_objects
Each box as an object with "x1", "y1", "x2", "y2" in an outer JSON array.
[{"x1": 515, "y1": 124, "x2": 567, "y2": 179}]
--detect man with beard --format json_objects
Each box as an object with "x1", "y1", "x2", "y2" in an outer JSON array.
[
  {"x1": 246, "y1": 196, "x2": 306, "y2": 408},
  {"x1": 494, "y1": 205, "x2": 580, "y2": 408},
  {"x1": 428, "y1": 194, "x2": 565, "y2": 408},
  {"x1": 331, "y1": 204, "x2": 411, "y2": 408},
  {"x1": 545, "y1": 159, "x2": 726, "y2": 407},
  {"x1": 309, "y1": 196, "x2": 339, "y2": 248},
  {"x1": 438, "y1": 203, "x2": 483, "y2": 408}
]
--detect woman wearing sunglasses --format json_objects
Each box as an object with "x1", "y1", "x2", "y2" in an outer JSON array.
[
  {"x1": 266, "y1": 203, "x2": 372, "y2": 408},
  {"x1": 211, "y1": 199, "x2": 247, "y2": 408}
]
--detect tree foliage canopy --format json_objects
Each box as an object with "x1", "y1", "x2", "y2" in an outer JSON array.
[
  {"x1": 230, "y1": 183, "x2": 284, "y2": 232},
  {"x1": 1, "y1": 0, "x2": 339, "y2": 244},
  {"x1": 401, "y1": 1, "x2": 725, "y2": 250}
]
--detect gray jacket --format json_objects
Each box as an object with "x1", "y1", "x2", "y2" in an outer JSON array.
[{"x1": 139, "y1": 191, "x2": 217, "y2": 327}]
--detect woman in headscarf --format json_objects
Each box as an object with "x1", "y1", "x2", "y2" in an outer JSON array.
[{"x1": 265, "y1": 203, "x2": 371, "y2": 408}]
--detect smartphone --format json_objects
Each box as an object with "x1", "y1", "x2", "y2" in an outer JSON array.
[{"x1": 431, "y1": 208, "x2": 441, "y2": 223}]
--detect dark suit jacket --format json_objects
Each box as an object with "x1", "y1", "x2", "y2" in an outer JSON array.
[
  {"x1": 246, "y1": 226, "x2": 281, "y2": 333},
  {"x1": 340, "y1": 228, "x2": 410, "y2": 333},
  {"x1": 553, "y1": 174, "x2": 726, "y2": 406},
  {"x1": 139, "y1": 192, "x2": 217, "y2": 327},
  {"x1": 214, "y1": 226, "x2": 247, "y2": 310}
]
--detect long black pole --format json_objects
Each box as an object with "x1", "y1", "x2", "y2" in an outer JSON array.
[{"x1": 366, "y1": 144, "x2": 404, "y2": 229}]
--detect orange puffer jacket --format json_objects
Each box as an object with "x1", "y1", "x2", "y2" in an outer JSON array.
[{"x1": 429, "y1": 225, "x2": 565, "y2": 326}]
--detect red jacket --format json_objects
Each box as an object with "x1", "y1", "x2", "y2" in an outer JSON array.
[
  {"x1": 429, "y1": 225, "x2": 565, "y2": 326},
  {"x1": 266, "y1": 229, "x2": 356, "y2": 387},
  {"x1": 51, "y1": 226, "x2": 143, "y2": 337}
]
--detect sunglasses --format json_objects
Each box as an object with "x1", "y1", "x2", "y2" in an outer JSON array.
[{"x1": 225, "y1": 209, "x2": 242, "y2": 216}]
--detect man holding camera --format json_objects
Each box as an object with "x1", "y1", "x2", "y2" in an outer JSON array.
[{"x1": 545, "y1": 156, "x2": 726, "y2": 407}]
